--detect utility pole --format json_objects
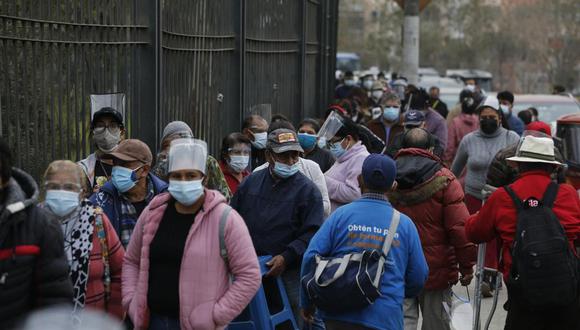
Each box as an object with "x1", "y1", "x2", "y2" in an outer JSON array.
[{"x1": 402, "y1": 0, "x2": 420, "y2": 85}]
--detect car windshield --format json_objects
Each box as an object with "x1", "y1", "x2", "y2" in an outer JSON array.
[
  {"x1": 440, "y1": 93, "x2": 460, "y2": 108},
  {"x1": 513, "y1": 103, "x2": 580, "y2": 124}
]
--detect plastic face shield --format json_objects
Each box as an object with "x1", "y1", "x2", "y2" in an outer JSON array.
[
  {"x1": 245, "y1": 104, "x2": 272, "y2": 123},
  {"x1": 90, "y1": 93, "x2": 126, "y2": 119},
  {"x1": 168, "y1": 138, "x2": 208, "y2": 175},
  {"x1": 317, "y1": 111, "x2": 345, "y2": 147}
]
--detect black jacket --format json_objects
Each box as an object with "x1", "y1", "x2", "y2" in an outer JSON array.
[{"x1": 0, "y1": 168, "x2": 73, "y2": 328}]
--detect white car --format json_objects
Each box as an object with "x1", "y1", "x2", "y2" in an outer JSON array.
[{"x1": 513, "y1": 94, "x2": 580, "y2": 135}]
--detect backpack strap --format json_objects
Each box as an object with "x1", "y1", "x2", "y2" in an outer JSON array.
[
  {"x1": 541, "y1": 182, "x2": 559, "y2": 208},
  {"x1": 94, "y1": 210, "x2": 111, "y2": 309},
  {"x1": 504, "y1": 185, "x2": 523, "y2": 211},
  {"x1": 373, "y1": 210, "x2": 401, "y2": 287},
  {"x1": 219, "y1": 206, "x2": 233, "y2": 269}
]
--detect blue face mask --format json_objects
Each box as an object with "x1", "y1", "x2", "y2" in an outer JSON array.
[
  {"x1": 329, "y1": 139, "x2": 347, "y2": 159},
  {"x1": 168, "y1": 179, "x2": 204, "y2": 206},
  {"x1": 112, "y1": 166, "x2": 141, "y2": 193},
  {"x1": 273, "y1": 162, "x2": 300, "y2": 179},
  {"x1": 45, "y1": 190, "x2": 80, "y2": 217},
  {"x1": 251, "y1": 132, "x2": 268, "y2": 150},
  {"x1": 228, "y1": 155, "x2": 249, "y2": 173},
  {"x1": 298, "y1": 133, "x2": 317, "y2": 151},
  {"x1": 383, "y1": 106, "x2": 400, "y2": 122}
]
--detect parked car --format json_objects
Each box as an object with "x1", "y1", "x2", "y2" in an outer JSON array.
[{"x1": 513, "y1": 94, "x2": 580, "y2": 135}]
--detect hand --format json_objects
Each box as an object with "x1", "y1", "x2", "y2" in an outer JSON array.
[
  {"x1": 301, "y1": 306, "x2": 315, "y2": 324},
  {"x1": 265, "y1": 255, "x2": 286, "y2": 277},
  {"x1": 460, "y1": 273, "x2": 474, "y2": 286}
]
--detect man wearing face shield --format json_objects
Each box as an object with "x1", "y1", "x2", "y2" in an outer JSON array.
[
  {"x1": 89, "y1": 139, "x2": 167, "y2": 248},
  {"x1": 152, "y1": 121, "x2": 232, "y2": 200},
  {"x1": 242, "y1": 115, "x2": 270, "y2": 170},
  {"x1": 79, "y1": 106, "x2": 125, "y2": 193},
  {"x1": 366, "y1": 93, "x2": 405, "y2": 150},
  {"x1": 231, "y1": 129, "x2": 324, "y2": 329},
  {"x1": 323, "y1": 114, "x2": 370, "y2": 212},
  {"x1": 444, "y1": 89, "x2": 482, "y2": 163},
  {"x1": 123, "y1": 138, "x2": 261, "y2": 329}
]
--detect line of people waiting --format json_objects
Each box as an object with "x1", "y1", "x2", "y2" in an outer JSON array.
[{"x1": 1, "y1": 81, "x2": 579, "y2": 330}]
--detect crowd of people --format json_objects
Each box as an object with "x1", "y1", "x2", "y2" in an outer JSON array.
[{"x1": 0, "y1": 72, "x2": 579, "y2": 330}]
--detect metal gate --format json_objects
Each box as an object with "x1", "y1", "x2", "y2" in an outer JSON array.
[{"x1": 0, "y1": 0, "x2": 338, "y2": 180}]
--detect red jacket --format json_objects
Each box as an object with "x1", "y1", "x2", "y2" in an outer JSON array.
[
  {"x1": 465, "y1": 171, "x2": 580, "y2": 282},
  {"x1": 219, "y1": 160, "x2": 250, "y2": 195},
  {"x1": 390, "y1": 148, "x2": 477, "y2": 290}
]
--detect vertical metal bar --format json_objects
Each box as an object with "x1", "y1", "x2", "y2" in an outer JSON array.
[
  {"x1": 238, "y1": 0, "x2": 246, "y2": 126},
  {"x1": 300, "y1": 0, "x2": 307, "y2": 121},
  {"x1": 138, "y1": 0, "x2": 161, "y2": 151}
]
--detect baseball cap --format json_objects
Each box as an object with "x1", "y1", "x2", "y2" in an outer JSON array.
[
  {"x1": 267, "y1": 129, "x2": 304, "y2": 154},
  {"x1": 92, "y1": 107, "x2": 124, "y2": 127},
  {"x1": 361, "y1": 154, "x2": 397, "y2": 190},
  {"x1": 103, "y1": 139, "x2": 153, "y2": 165},
  {"x1": 404, "y1": 110, "x2": 425, "y2": 127}
]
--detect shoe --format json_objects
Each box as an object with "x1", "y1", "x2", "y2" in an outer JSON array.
[{"x1": 481, "y1": 281, "x2": 494, "y2": 298}]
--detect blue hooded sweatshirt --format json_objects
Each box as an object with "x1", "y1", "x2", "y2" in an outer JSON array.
[{"x1": 300, "y1": 197, "x2": 428, "y2": 330}]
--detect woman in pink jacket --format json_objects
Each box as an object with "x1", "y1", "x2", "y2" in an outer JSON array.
[
  {"x1": 323, "y1": 116, "x2": 370, "y2": 213},
  {"x1": 122, "y1": 139, "x2": 261, "y2": 330}
]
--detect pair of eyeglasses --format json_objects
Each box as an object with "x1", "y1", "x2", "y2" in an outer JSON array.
[
  {"x1": 93, "y1": 122, "x2": 121, "y2": 133},
  {"x1": 44, "y1": 182, "x2": 82, "y2": 192}
]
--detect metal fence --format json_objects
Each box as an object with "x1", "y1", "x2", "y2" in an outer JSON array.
[{"x1": 0, "y1": 0, "x2": 338, "y2": 180}]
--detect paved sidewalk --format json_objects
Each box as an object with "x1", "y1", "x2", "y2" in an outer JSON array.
[{"x1": 417, "y1": 280, "x2": 508, "y2": 330}]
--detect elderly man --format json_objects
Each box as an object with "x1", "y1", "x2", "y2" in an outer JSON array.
[
  {"x1": 231, "y1": 128, "x2": 324, "y2": 329},
  {"x1": 389, "y1": 128, "x2": 476, "y2": 330},
  {"x1": 385, "y1": 110, "x2": 443, "y2": 158},
  {"x1": 242, "y1": 114, "x2": 270, "y2": 170},
  {"x1": 90, "y1": 139, "x2": 167, "y2": 247}
]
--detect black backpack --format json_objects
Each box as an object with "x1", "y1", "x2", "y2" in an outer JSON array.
[{"x1": 505, "y1": 182, "x2": 579, "y2": 309}]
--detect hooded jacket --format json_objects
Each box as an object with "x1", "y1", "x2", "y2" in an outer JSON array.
[
  {"x1": 0, "y1": 168, "x2": 73, "y2": 328},
  {"x1": 444, "y1": 113, "x2": 479, "y2": 163},
  {"x1": 122, "y1": 190, "x2": 261, "y2": 329},
  {"x1": 389, "y1": 149, "x2": 476, "y2": 290},
  {"x1": 324, "y1": 141, "x2": 370, "y2": 212}
]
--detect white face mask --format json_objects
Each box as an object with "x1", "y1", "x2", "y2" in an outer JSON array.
[
  {"x1": 371, "y1": 107, "x2": 382, "y2": 120},
  {"x1": 500, "y1": 104, "x2": 511, "y2": 115},
  {"x1": 466, "y1": 84, "x2": 476, "y2": 92},
  {"x1": 363, "y1": 80, "x2": 374, "y2": 90},
  {"x1": 371, "y1": 90, "x2": 384, "y2": 100}
]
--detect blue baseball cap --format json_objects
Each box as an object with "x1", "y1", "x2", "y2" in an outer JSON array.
[
  {"x1": 361, "y1": 154, "x2": 397, "y2": 190},
  {"x1": 404, "y1": 110, "x2": 425, "y2": 126}
]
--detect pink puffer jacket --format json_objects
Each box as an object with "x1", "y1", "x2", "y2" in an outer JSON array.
[{"x1": 122, "y1": 190, "x2": 261, "y2": 329}]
